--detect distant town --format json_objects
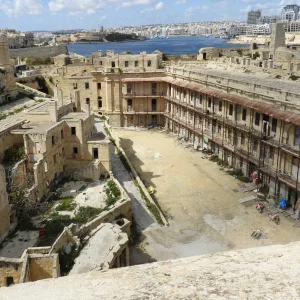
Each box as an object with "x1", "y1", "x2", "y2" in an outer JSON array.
[{"x1": 1, "y1": 4, "x2": 300, "y2": 48}]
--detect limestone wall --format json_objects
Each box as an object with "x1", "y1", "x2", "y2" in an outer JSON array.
[
  {"x1": 49, "y1": 228, "x2": 79, "y2": 255},
  {"x1": 9, "y1": 45, "x2": 68, "y2": 59}
]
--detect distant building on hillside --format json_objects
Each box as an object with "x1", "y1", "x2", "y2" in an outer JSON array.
[{"x1": 247, "y1": 10, "x2": 262, "y2": 25}]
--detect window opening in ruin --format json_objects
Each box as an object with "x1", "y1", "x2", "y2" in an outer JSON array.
[
  {"x1": 125, "y1": 61, "x2": 129, "y2": 68},
  {"x1": 127, "y1": 84, "x2": 132, "y2": 94},
  {"x1": 152, "y1": 99, "x2": 157, "y2": 112},
  {"x1": 152, "y1": 83, "x2": 157, "y2": 96},
  {"x1": 99, "y1": 61, "x2": 103, "y2": 65},
  {"x1": 93, "y1": 148, "x2": 99, "y2": 159},
  {"x1": 242, "y1": 108, "x2": 247, "y2": 121},
  {"x1": 295, "y1": 126, "x2": 300, "y2": 147},
  {"x1": 219, "y1": 101, "x2": 222, "y2": 112},
  {"x1": 6, "y1": 277, "x2": 14, "y2": 287},
  {"x1": 272, "y1": 118, "x2": 277, "y2": 132},
  {"x1": 229, "y1": 104, "x2": 233, "y2": 116},
  {"x1": 152, "y1": 115, "x2": 157, "y2": 126},
  {"x1": 111, "y1": 61, "x2": 116, "y2": 68},
  {"x1": 73, "y1": 147, "x2": 78, "y2": 154},
  {"x1": 208, "y1": 98, "x2": 211, "y2": 108},
  {"x1": 85, "y1": 82, "x2": 89, "y2": 89},
  {"x1": 86, "y1": 98, "x2": 90, "y2": 104},
  {"x1": 98, "y1": 83, "x2": 101, "y2": 89},
  {"x1": 52, "y1": 135, "x2": 55, "y2": 145},
  {"x1": 269, "y1": 147, "x2": 274, "y2": 160},
  {"x1": 128, "y1": 99, "x2": 132, "y2": 112},
  {"x1": 73, "y1": 83, "x2": 77, "y2": 89},
  {"x1": 135, "y1": 61, "x2": 138, "y2": 67},
  {"x1": 71, "y1": 127, "x2": 76, "y2": 135},
  {"x1": 199, "y1": 94, "x2": 203, "y2": 105},
  {"x1": 241, "y1": 134, "x2": 245, "y2": 146},
  {"x1": 253, "y1": 139, "x2": 258, "y2": 152},
  {"x1": 255, "y1": 113, "x2": 260, "y2": 126},
  {"x1": 61, "y1": 130, "x2": 64, "y2": 139},
  {"x1": 53, "y1": 154, "x2": 57, "y2": 164},
  {"x1": 203, "y1": 53, "x2": 207, "y2": 60},
  {"x1": 98, "y1": 97, "x2": 103, "y2": 108},
  {"x1": 147, "y1": 60, "x2": 152, "y2": 67}
]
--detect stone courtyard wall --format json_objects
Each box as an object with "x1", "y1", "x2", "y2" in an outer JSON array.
[{"x1": 9, "y1": 45, "x2": 68, "y2": 59}]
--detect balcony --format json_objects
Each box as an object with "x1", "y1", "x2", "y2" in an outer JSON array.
[{"x1": 123, "y1": 92, "x2": 166, "y2": 98}]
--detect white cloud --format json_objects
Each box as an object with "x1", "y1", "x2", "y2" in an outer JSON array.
[
  {"x1": 141, "y1": 1, "x2": 164, "y2": 13},
  {"x1": 175, "y1": 0, "x2": 187, "y2": 5},
  {"x1": 121, "y1": 0, "x2": 157, "y2": 7},
  {"x1": 0, "y1": 0, "x2": 43, "y2": 17},
  {"x1": 48, "y1": 0, "x2": 106, "y2": 15},
  {"x1": 185, "y1": 5, "x2": 208, "y2": 15}
]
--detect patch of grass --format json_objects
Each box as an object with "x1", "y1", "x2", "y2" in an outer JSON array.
[
  {"x1": 55, "y1": 197, "x2": 76, "y2": 211},
  {"x1": 117, "y1": 150, "x2": 131, "y2": 172},
  {"x1": 105, "y1": 180, "x2": 121, "y2": 206},
  {"x1": 73, "y1": 206, "x2": 103, "y2": 224},
  {"x1": 134, "y1": 180, "x2": 164, "y2": 225}
]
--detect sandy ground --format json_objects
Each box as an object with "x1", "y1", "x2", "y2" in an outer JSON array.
[{"x1": 113, "y1": 129, "x2": 300, "y2": 262}]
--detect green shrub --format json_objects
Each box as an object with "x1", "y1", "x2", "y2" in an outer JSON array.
[
  {"x1": 289, "y1": 75, "x2": 300, "y2": 81},
  {"x1": 4, "y1": 145, "x2": 25, "y2": 162},
  {"x1": 74, "y1": 206, "x2": 103, "y2": 224},
  {"x1": 55, "y1": 197, "x2": 76, "y2": 211}
]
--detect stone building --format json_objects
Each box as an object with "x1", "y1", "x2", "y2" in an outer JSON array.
[
  {"x1": 0, "y1": 32, "x2": 18, "y2": 103},
  {"x1": 0, "y1": 165, "x2": 16, "y2": 242}
]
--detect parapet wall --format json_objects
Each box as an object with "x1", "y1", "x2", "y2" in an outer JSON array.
[{"x1": 9, "y1": 45, "x2": 68, "y2": 59}]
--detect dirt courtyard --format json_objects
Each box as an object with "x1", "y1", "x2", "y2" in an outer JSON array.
[{"x1": 113, "y1": 129, "x2": 300, "y2": 262}]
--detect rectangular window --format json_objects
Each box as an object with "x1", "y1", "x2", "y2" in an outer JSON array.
[
  {"x1": 85, "y1": 82, "x2": 89, "y2": 89},
  {"x1": 73, "y1": 83, "x2": 77, "y2": 89},
  {"x1": 53, "y1": 154, "x2": 57, "y2": 164},
  {"x1": 241, "y1": 134, "x2": 245, "y2": 146},
  {"x1": 125, "y1": 61, "x2": 129, "y2": 67},
  {"x1": 147, "y1": 60, "x2": 151, "y2": 67},
  {"x1": 152, "y1": 83, "x2": 157, "y2": 95},
  {"x1": 229, "y1": 104, "x2": 233, "y2": 116},
  {"x1": 269, "y1": 147, "x2": 274, "y2": 159},
  {"x1": 73, "y1": 147, "x2": 78, "y2": 154},
  {"x1": 86, "y1": 98, "x2": 90, "y2": 104},
  {"x1": 61, "y1": 130, "x2": 64, "y2": 139},
  {"x1": 200, "y1": 94, "x2": 203, "y2": 105},
  {"x1": 255, "y1": 112, "x2": 260, "y2": 126},
  {"x1": 111, "y1": 61, "x2": 115, "y2": 68},
  {"x1": 242, "y1": 108, "x2": 247, "y2": 121},
  {"x1": 208, "y1": 98, "x2": 211, "y2": 108},
  {"x1": 99, "y1": 61, "x2": 103, "y2": 65},
  {"x1": 218, "y1": 125, "x2": 222, "y2": 134},
  {"x1": 97, "y1": 83, "x2": 101, "y2": 89},
  {"x1": 152, "y1": 99, "x2": 157, "y2": 112},
  {"x1": 127, "y1": 84, "x2": 132, "y2": 94},
  {"x1": 71, "y1": 127, "x2": 76, "y2": 135},
  {"x1": 93, "y1": 148, "x2": 99, "y2": 159},
  {"x1": 135, "y1": 61, "x2": 138, "y2": 67},
  {"x1": 272, "y1": 118, "x2": 277, "y2": 132},
  {"x1": 219, "y1": 101, "x2": 222, "y2": 112},
  {"x1": 51, "y1": 135, "x2": 55, "y2": 145},
  {"x1": 253, "y1": 139, "x2": 258, "y2": 151}
]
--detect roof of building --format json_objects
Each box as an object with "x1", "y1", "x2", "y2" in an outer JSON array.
[
  {"x1": 25, "y1": 122, "x2": 60, "y2": 134},
  {"x1": 60, "y1": 112, "x2": 90, "y2": 121},
  {"x1": 1, "y1": 241, "x2": 300, "y2": 299},
  {"x1": 186, "y1": 67, "x2": 300, "y2": 95},
  {"x1": 69, "y1": 223, "x2": 128, "y2": 274}
]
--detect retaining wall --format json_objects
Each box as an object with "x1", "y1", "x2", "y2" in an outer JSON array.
[{"x1": 9, "y1": 45, "x2": 68, "y2": 59}]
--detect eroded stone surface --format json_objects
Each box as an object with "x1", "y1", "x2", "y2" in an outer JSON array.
[{"x1": 1, "y1": 242, "x2": 300, "y2": 299}]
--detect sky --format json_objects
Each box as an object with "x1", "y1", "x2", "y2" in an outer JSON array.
[{"x1": 0, "y1": 0, "x2": 299, "y2": 31}]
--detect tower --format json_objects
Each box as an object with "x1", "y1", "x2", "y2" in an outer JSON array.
[
  {"x1": 269, "y1": 23, "x2": 286, "y2": 59},
  {"x1": 0, "y1": 33, "x2": 10, "y2": 66}
]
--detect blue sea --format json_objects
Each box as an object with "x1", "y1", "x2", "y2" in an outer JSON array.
[{"x1": 67, "y1": 36, "x2": 248, "y2": 57}]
